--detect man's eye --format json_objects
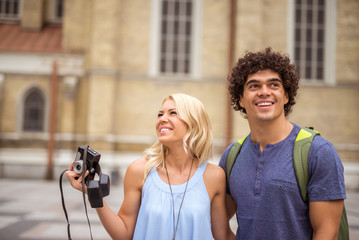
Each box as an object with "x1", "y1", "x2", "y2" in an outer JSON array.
[{"x1": 249, "y1": 84, "x2": 258, "y2": 89}]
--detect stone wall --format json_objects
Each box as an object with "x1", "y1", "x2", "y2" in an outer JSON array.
[{"x1": 0, "y1": 0, "x2": 358, "y2": 168}]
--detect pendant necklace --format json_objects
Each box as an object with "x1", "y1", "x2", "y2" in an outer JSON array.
[{"x1": 164, "y1": 158, "x2": 194, "y2": 240}]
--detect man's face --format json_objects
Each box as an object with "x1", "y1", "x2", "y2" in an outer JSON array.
[{"x1": 239, "y1": 69, "x2": 289, "y2": 123}]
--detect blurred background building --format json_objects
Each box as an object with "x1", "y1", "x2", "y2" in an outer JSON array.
[{"x1": 0, "y1": 0, "x2": 358, "y2": 189}]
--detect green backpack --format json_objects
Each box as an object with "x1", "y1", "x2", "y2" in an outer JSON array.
[{"x1": 225, "y1": 127, "x2": 349, "y2": 240}]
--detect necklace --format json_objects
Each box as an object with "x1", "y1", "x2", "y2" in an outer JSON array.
[{"x1": 164, "y1": 158, "x2": 194, "y2": 240}]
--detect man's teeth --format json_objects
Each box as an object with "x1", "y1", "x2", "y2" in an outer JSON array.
[
  {"x1": 257, "y1": 102, "x2": 272, "y2": 106},
  {"x1": 160, "y1": 128, "x2": 171, "y2": 133}
]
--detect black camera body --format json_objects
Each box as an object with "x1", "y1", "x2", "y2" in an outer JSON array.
[
  {"x1": 73, "y1": 145, "x2": 110, "y2": 208},
  {"x1": 73, "y1": 146, "x2": 100, "y2": 181}
]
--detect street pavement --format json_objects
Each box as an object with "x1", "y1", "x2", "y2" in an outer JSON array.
[{"x1": 0, "y1": 177, "x2": 359, "y2": 240}]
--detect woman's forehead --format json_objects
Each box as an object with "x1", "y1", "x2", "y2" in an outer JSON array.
[{"x1": 160, "y1": 99, "x2": 176, "y2": 110}]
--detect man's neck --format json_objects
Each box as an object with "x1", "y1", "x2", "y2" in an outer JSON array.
[{"x1": 248, "y1": 118, "x2": 293, "y2": 152}]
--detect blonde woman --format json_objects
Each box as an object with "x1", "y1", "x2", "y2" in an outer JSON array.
[{"x1": 66, "y1": 93, "x2": 235, "y2": 240}]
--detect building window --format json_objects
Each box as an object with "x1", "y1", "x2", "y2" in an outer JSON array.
[
  {"x1": 23, "y1": 88, "x2": 45, "y2": 132},
  {"x1": 0, "y1": 0, "x2": 21, "y2": 20},
  {"x1": 294, "y1": 0, "x2": 326, "y2": 81},
  {"x1": 55, "y1": 0, "x2": 63, "y2": 19},
  {"x1": 150, "y1": 0, "x2": 201, "y2": 78},
  {"x1": 47, "y1": 0, "x2": 63, "y2": 23},
  {"x1": 160, "y1": 0, "x2": 193, "y2": 74},
  {"x1": 291, "y1": 0, "x2": 336, "y2": 84}
]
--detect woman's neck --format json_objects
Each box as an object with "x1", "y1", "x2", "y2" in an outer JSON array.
[{"x1": 165, "y1": 150, "x2": 193, "y2": 173}]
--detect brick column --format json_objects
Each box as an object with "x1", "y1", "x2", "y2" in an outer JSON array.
[{"x1": 85, "y1": 0, "x2": 120, "y2": 149}]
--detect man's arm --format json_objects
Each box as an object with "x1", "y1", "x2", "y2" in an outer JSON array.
[
  {"x1": 225, "y1": 194, "x2": 237, "y2": 220},
  {"x1": 309, "y1": 199, "x2": 344, "y2": 240}
]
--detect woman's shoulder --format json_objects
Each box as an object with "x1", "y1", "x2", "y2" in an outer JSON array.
[
  {"x1": 203, "y1": 162, "x2": 226, "y2": 182},
  {"x1": 129, "y1": 157, "x2": 147, "y2": 168},
  {"x1": 203, "y1": 162, "x2": 226, "y2": 199},
  {"x1": 124, "y1": 157, "x2": 147, "y2": 182}
]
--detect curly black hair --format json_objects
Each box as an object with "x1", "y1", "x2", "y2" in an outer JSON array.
[{"x1": 228, "y1": 47, "x2": 299, "y2": 117}]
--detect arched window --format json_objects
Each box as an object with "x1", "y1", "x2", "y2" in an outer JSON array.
[{"x1": 23, "y1": 88, "x2": 45, "y2": 132}]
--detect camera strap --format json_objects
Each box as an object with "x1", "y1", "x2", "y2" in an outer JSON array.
[
  {"x1": 59, "y1": 169, "x2": 72, "y2": 240},
  {"x1": 59, "y1": 144, "x2": 94, "y2": 240},
  {"x1": 81, "y1": 145, "x2": 94, "y2": 240}
]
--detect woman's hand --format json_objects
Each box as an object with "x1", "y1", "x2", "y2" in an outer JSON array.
[{"x1": 65, "y1": 161, "x2": 89, "y2": 193}]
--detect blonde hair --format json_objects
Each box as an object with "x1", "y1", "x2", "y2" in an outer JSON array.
[{"x1": 143, "y1": 93, "x2": 213, "y2": 180}]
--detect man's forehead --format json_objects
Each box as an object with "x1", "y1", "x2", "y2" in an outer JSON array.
[{"x1": 246, "y1": 70, "x2": 282, "y2": 82}]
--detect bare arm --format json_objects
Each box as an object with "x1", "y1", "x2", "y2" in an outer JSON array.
[
  {"x1": 204, "y1": 164, "x2": 235, "y2": 240},
  {"x1": 309, "y1": 199, "x2": 344, "y2": 240},
  {"x1": 66, "y1": 158, "x2": 146, "y2": 240},
  {"x1": 225, "y1": 193, "x2": 237, "y2": 220}
]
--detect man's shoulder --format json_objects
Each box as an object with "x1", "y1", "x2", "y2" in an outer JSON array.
[
  {"x1": 218, "y1": 142, "x2": 236, "y2": 168},
  {"x1": 310, "y1": 135, "x2": 337, "y2": 158},
  {"x1": 291, "y1": 123, "x2": 334, "y2": 150},
  {"x1": 221, "y1": 142, "x2": 237, "y2": 157}
]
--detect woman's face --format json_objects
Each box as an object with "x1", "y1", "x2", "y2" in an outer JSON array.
[{"x1": 156, "y1": 99, "x2": 188, "y2": 147}]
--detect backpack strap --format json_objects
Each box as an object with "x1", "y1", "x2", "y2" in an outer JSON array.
[
  {"x1": 293, "y1": 127, "x2": 320, "y2": 202},
  {"x1": 339, "y1": 206, "x2": 349, "y2": 240},
  {"x1": 226, "y1": 135, "x2": 248, "y2": 186},
  {"x1": 293, "y1": 128, "x2": 349, "y2": 239}
]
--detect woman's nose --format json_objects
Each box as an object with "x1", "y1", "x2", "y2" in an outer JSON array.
[{"x1": 159, "y1": 113, "x2": 168, "y2": 121}]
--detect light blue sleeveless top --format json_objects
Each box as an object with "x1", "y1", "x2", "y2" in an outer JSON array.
[{"x1": 133, "y1": 162, "x2": 213, "y2": 240}]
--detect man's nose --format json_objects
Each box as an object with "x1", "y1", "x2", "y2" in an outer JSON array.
[{"x1": 258, "y1": 85, "x2": 270, "y2": 96}]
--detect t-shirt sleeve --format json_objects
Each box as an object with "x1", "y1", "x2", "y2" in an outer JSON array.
[
  {"x1": 307, "y1": 136, "x2": 346, "y2": 202},
  {"x1": 218, "y1": 143, "x2": 236, "y2": 194},
  {"x1": 218, "y1": 143, "x2": 235, "y2": 173}
]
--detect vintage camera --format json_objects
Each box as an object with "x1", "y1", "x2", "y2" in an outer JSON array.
[
  {"x1": 73, "y1": 146, "x2": 101, "y2": 179},
  {"x1": 73, "y1": 145, "x2": 110, "y2": 208}
]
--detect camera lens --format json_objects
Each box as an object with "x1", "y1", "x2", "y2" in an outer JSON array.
[{"x1": 73, "y1": 160, "x2": 83, "y2": 174}]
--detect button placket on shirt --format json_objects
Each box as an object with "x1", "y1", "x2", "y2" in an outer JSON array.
[{"x1": 254, "y1": 153, "x2": 264, "y2": 195}]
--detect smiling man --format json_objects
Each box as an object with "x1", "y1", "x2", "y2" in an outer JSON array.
[{"x1": 219, "y1": 48, "x2": 347, "y2": 240}]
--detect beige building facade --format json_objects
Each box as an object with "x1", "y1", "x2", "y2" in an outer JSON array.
[{"x1": 0, "y1": 0, "x2": 358, "y2": 188}]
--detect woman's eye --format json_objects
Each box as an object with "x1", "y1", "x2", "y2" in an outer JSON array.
[
  {"x1": 170, "y1": 111, "x2": 177, "y2": 115},
  {"x1": 157, "y1": 113, "x2": 163, "y2": 118}
]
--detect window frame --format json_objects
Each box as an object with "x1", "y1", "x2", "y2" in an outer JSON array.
[
  {"x1": 149, "y1": 0, "x2": 202, "y2": 80},
  {"x1": 0, "y1": 0, "x2": 22, "y2": 21},
  {"x1": 287, "y1": 0, "x2": 336, "y2": 85},
  {"x1": 47, "y1": 0, "x2": 63, "y2": 24}
]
